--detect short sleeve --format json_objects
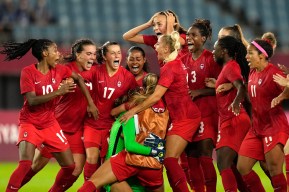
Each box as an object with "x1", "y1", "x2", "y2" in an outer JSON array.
[{"x1": 20, "y1": 68, "x2": 34, "y2": 95}]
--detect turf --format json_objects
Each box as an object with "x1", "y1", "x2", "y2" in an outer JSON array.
[{"x1": 0, "y1": 161, "x2": 273, "y2": 191}]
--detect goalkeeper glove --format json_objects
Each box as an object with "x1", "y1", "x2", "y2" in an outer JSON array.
[
  {"x1": 150, "y1": 147, "x2": 165, "y2": 163},
  {"x1": 144, "y1": 133, "x2": 165, "y2": 148}
]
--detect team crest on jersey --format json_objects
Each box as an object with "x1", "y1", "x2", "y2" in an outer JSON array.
[
  {"x1": 200, "y1": 64, "x2": 205, "y2": 69},
  {"x1": 258, "y1": 79, "x2": 262, "y2": 85},
  {"x1": 24, "y1": 132, "x2": 28, "y2": 138},
  {"x1": 182, "y1": 64, "x2": 187, "y2": 70},
  {"x1": 117, "y1": 81, "x2": 122, "y2": 87},
  {"x1": 52, "y1": 78, "x2": 56, "y2": 84}
]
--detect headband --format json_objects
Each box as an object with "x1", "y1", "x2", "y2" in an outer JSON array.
[{"x1": 251, "y1": 41, "x2": 268, "y2": 58}]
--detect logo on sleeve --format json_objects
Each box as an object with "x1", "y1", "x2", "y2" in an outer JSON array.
[{"x1": 35, "y1": 81, "x2": 41, "y2": 84}]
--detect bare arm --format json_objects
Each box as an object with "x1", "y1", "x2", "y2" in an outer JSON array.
[
  {"x1": 228, "y1": 79, "x2": 247, "y2": 116},
  {"x1": 119, "y1": 85, "x2": 167, "y2": 123},
  {"x1": 271, "y1": 87, "x2": 289, "y2": 108},
  {"x1": 189, "y1": 88, "x2": 215, "y2": 100},
  {"x1": 111, "y1": 103, "x2": 126, "y2": 117},
  {"x1": 71, "y1": 71, "x2": 98, "y2": 120},
  {"x1": 122, "y1": 12, "x2": 159, "y2": 44},
  {"x1": 26, "y1": 81, "x2": 76, "y2": 106}
]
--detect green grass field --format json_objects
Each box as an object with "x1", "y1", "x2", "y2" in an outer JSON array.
[{"x1": 0, "y1": 161, "x2": 273, "y2": 191}]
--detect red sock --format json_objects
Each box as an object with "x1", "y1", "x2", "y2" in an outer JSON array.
[
  {"x1": 62, "y1": 175, "x2": 79, "y2": 191},
  {"x1": 271, "y1": 173, "x2": 287, "y2": 192},
  {"x1": 21, "y1": 168, "x2": 37, "y2": 187},
  {"x1": 48, "y1": 164, "x2": 75, "y2": 192},
  {"x1": 164, "y1": 157, "x2": 190, "y2": 192},
  {"x1": 231, "y1": 164, "x2": 249, "y2": 192},
  {"x1": 285, "y1": 154, "x2": 289, "y2": 186},
  {"x1": 220, "y1": 168, "x2": 237, "y2": 192},
  {"x1": 242, "y1": 170, "x2": 265, "y2": 191},
  {"x1": 84, "y1": 161, "x2": 99, "y2": 181},
  {"x1": 199, "y1": 156, "x2": 217, "y2": 192},
  {"x1": 78, "y1": 181, "x2": 96, "y2": 192},
  {"x1": 187, "y1": 157, "x2": 205, "y2": 192},
  {"x1": 6, "y1": 160, "x2": 32, "y2": 192},
  {"x1": 179, "y1": 152, "x2": 193, "y2": 189}
]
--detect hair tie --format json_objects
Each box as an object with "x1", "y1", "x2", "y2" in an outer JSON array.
[
  {"x1": 251, "y1": 41, "x2": 268, "y2": 58},
  {"x1": 262, "y1": 38, "x2": 273, "y2": 47}
]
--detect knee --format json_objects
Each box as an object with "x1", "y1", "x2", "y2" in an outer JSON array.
[
  {"x1": 236, "y1": 163, "x2": 249, "y2": 175},
  {"x1": 73, "y1": 164, "x2": 84, "y2": 176},
  {"x1": 86, "y1": 152, "x2": 99, "y2": 164}
]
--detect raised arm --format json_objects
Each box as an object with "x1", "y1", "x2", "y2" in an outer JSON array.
[{"x1": 122, "y1": 12, "x2": 159, "y2": 44}]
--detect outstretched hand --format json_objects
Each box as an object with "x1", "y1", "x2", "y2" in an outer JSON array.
[{"x1": 273, "y1": 73, "x2": 289, "y2": 87}]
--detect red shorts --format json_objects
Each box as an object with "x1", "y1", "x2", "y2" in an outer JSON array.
[
  {"x1": 110, "y1": 150, "x2": 163, "y2": 189},
  {"x1": 83, "y1": 126, "x2": 110, "y2": 158},
  {"x1": 216, "y1": 112, "x2": 250, "y2": 153},
  {"x1": 166, "y1": 117, "x2": 201, "y2": 142},
  {"x1": 192, "y1": 115, "x2": 218, "y2": 144},
  {"x1": 39, "y1": 130, "x2": 85, "y2": 158},
  {"x1": 239, "y1": 129, "x2": 288, "y2": 161},
  {"x1": 18, "y1": 123, "x2": 69, "y2": 153}
]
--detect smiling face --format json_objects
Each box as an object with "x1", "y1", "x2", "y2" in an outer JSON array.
[
  {"x1": 126, "y1": 50, "x2": 146, "y2": 76},
  {"x1": 76, "y1": 44, "x2": 97, "y2": 71},
  {"x1": 104, "y1": 44, "x2": 122, "y2": 72},
  {"x1": 186, "y1": 26, "x2": 205, "y2": 53},
  {"x1": 152, "y1": 14, "x2": 167, "y2": 38},
  {"x1": 45, "y1": 43, "x2": 60, "y2": 68}
]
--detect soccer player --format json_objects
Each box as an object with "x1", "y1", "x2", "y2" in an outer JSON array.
[
  {"x1": 123, "y1": 10, "x2": 187, "y2": 66},
  {"x1": 211, "y1": 36, "x2": 251, "y2": 192},
  {"x1": 180, "y1": 18, "x2": 221, "y2": 192},
  {"x1": 120, "y1": 31, "x2": 201, "y2": 192},
  {"x1": 81, "y1": 41, "x2": 138, "y2": 182},
  {"x1": 78, "y1": 73, "x2": 169, "y2": 192},
  {"x1": 0, "y1": 39, "x2": 98, "y2": 192},
  {"x1": 207, "y1": 24, "x2": 251, "y2": 192},
  {"x1": 19, "y1": 39, "x2": 98, "y2": 191},
  {"x1": 237, "y1": 38, "x2": 289, "y2": 191}
]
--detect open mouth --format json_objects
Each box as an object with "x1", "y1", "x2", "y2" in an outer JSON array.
[
  {"x1": 113, "y1": 60, "x2": 120, "y2": 66},
  {"x1": 131, "y1": 66, "x2": 139, "y2": 72},
  {"x1": 156, "y1": 32, "x2": 162, "y2": 37},
  {"x1": 187, "y1": 42, "x2": 194, "y2": 49}
]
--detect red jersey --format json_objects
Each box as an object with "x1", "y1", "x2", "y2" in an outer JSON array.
[
  {"x1": 136, "y1": 71, "x2": 148, "y2": 87},
  {"x1": 55, "y1": 62, "x2": 93, "y2": 133},
  {"x1": 182, "y1": 49, "x2": 221, "y2": 117},
  {"x1": 143, "y1": 33, "x2": 188, "y2": 66},
  {"x1": 248, "y1": 63, "x2": 289, "y2": 136},
  {"x1": 215, "y1": 60, "x2": 246, "y2": 124},
  {"x1": 19, "y1": 64, "x2": 72, "y2": 129},
  {"x1": 83, "y1": 64, "x2": 137, "y2": 129},
  {"x1": 158, "y1": 59, "x2": 200, "y2": 122}
]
